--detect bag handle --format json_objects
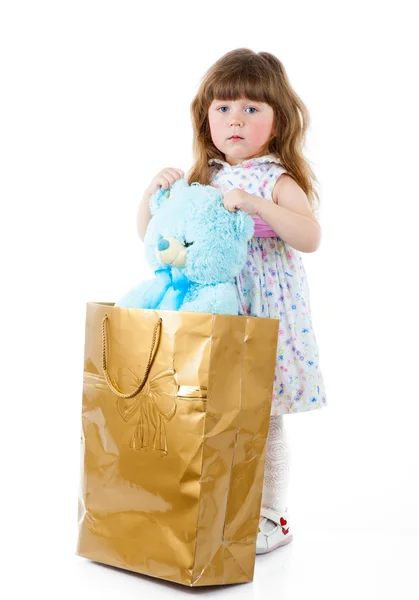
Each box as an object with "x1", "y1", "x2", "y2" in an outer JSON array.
[{"x1": 101, "y1": 313, "x2": 162, "y2": 399}]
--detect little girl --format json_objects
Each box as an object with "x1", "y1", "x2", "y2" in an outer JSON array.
[{"x1": 137, "y1": 48, "x2": 327, "y2": 555}]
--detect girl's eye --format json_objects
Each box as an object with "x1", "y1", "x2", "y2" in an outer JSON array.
[{"x1": 217, "y1": 106, "x2": 257, "y2": 114}]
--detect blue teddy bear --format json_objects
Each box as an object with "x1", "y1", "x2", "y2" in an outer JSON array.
[{"x1": 115, "y1": 178, "x2": 255, "y2": 314}]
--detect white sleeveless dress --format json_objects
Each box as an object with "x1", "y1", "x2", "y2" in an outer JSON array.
[{"x1": 208, "y1": 154, "x2": 327, "y2": 416}]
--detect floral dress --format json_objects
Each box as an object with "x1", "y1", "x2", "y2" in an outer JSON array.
[{"x1": 208, "y1": 154, "x2": 327, "y2": 415}]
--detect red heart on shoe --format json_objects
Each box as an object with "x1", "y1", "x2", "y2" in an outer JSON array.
[
  {"x1": 282, "y1": 527, "x2": 289, "y2": 535},
  {"x1": 280, "y1": 517, "x2": 287, "y2": 526}
]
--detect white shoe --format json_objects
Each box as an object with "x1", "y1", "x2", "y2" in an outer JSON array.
[{"x1": 256, "y1": 506, "x2": 293, "y2": 555}]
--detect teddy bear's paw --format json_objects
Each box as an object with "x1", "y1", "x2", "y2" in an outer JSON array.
[{"x1": 115, "y1": 280, "x2": 158, "y2": 309}]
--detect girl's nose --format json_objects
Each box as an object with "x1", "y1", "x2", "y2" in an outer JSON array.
[{"x1": 229, "y1": 111, "x2": 244, "y2": 126}]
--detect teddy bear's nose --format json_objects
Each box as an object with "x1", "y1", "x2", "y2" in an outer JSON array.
[{"x1": 157, "y1": 238, "x2": 170, "y2": 251}]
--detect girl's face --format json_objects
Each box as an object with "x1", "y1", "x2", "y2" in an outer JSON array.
[{"x1": 208, "y1": 97, "x2": 274, "y2": 165}]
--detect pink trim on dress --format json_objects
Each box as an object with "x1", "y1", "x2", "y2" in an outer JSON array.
[{"x1": 253, "y1": 215, "x2": 280, "y2": 238}]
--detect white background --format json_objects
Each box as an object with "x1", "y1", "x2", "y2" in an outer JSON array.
[{"x1": 1, "y1": 1, "x2": 418, "y2": 598}]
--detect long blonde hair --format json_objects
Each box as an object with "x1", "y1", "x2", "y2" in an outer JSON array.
[{"x1": 187, "y1": 48, "x2": 320, "y2": 215}]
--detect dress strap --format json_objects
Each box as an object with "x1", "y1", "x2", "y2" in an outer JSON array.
[{"x1": 261, "y1": 163, "x2": 288, "y2": 202}]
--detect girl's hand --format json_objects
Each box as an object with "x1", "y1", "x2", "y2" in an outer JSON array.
[
  {"x1": 147, "y1": 168, "x2": 185, "y2": 195},
  {"x1": 223, "y1": 188, "x2": 262, "y2": 216}
]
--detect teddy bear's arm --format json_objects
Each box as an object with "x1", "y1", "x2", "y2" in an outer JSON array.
[{"x1": 115, "y1": 279, "x2": 167, "y2": 309}]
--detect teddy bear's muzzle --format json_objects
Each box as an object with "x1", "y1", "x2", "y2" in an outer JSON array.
[{"x1": 156, "y1": 236, "x2": 187, "y2": 268}]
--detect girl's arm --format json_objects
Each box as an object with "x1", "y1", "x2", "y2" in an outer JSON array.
[
  {"x1": 256, "y1": 199, "x2": 321, "y2": 253},
  {"x1": 224, "y1": 179, "x2": 321, "y2": 252},
  {"x1": 137, "y1": 168, "x2": 185, "y2": 241},
  {"x1": 137, "y1": 187, "x2": 153, "y2": 241},
  {"x1": 263, "y1": 173, "x2": 321, "y2": 252}
]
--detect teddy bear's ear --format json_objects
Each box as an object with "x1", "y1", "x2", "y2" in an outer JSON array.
[
  {"x1": 234, "y1": 210, "x2": 255, "y2": 241},
  {"x1": 149, "y1": 187, "x2": 170, "y2": 216},
  {"x1": 149, "y1": 178, "x2": 189, "y2": 216}
]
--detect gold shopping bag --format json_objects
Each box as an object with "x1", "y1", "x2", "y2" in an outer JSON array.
[{"x1": 76, "y1": 302, "x2": 279, "y2": 586}]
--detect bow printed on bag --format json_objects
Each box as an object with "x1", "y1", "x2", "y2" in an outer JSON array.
[{"x1": 116, "y1": 367, "x2": 179, "y2": 455}]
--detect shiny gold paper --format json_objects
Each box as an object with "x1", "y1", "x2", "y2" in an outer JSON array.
[{"x1": 76, "y1": 302, "x2": 279, "y2": 586}]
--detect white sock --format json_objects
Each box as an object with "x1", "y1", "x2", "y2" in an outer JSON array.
[{"x1": 260, "y1": 414, "x2": 290, "y2": 533}]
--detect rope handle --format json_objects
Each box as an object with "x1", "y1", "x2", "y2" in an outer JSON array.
[{"x1": 101, "y1": 313, "x2": 162, "y2": 399}]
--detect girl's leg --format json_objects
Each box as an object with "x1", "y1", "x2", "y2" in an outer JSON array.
[{"x1": 259, "y1": 414, "x2": 292, "y2": 536}]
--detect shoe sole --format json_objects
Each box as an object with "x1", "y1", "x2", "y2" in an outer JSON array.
[{"x1": 256, "y1": 534, "x2": 294, "y2": 555}]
